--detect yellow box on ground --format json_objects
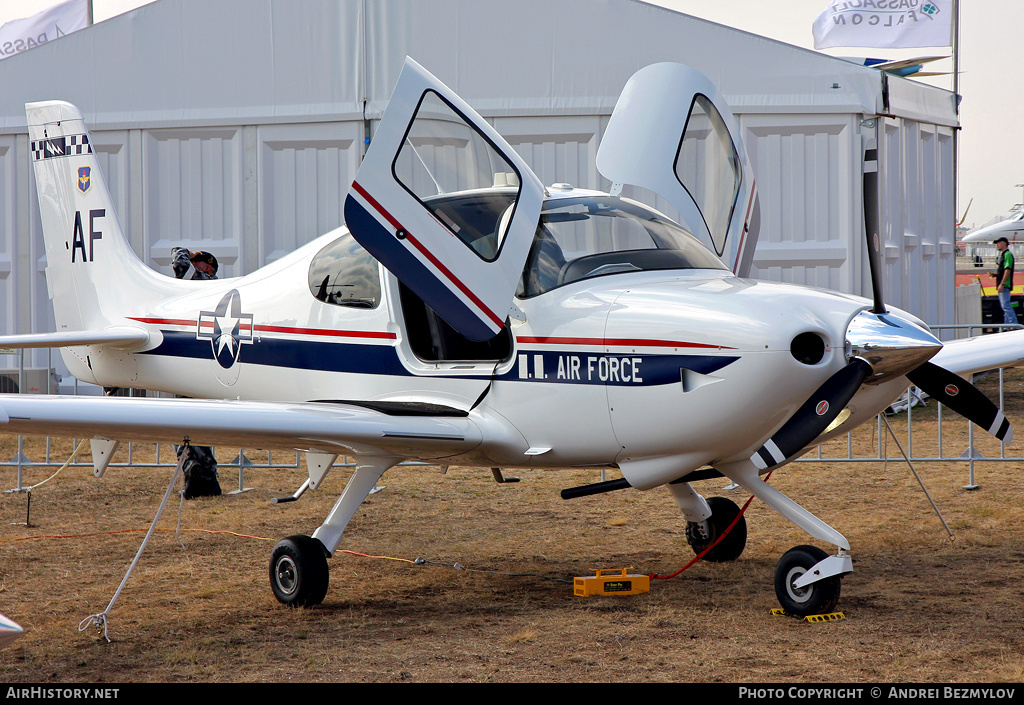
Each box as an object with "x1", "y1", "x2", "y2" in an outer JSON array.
[{"x1": 574, "y1": 568, "x2": 650, "y2": 597}]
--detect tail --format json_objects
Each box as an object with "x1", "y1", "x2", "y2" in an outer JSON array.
[{"x1": 26, "y1": 101, "x2": 175, "y2": 335}]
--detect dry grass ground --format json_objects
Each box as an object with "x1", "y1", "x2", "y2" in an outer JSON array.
[{"x1": 0, "y1": 371, "x2": 1023, "y2": 683}]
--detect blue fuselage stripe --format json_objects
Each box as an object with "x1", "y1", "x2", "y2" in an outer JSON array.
[
  {"x1": 139, "y1": 330, "x2": 738, "y2": 385},
  {"x1": 142, "y1": 331, "x2": 409, "y2": 376}
]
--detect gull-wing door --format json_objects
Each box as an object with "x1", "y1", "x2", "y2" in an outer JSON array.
[
  {"x1": 597, "y1": 63, "x2": 760, "y2": 277},
  {"x1": 345, "y1": 58, "x2": 545, "y2": 341}
]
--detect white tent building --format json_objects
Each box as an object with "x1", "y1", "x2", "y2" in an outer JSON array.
[{"x1": 0, "y1": 0, "x2": 958, "y2": 385}]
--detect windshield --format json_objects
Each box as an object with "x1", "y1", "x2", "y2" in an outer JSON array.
[{"x1": 518, "y1": 195, "x2": 727, "y2": 297}]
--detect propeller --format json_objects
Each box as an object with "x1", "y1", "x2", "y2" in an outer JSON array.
[
  {"x1": 751, "y1": 359, "x2": 871, "y2": 470},
  {"x1": 749, "y1": 139, "x2": 1012, "y2": 470},
  {"x1": 860, "y1": 140, "x2": 1011, "y2": 445},
  {"x1": 862, "y1": 140, "x2": 885, "y2": 314},
  {"x1": 907, "y1": 362, "x2": 1012, "y2": 443}
]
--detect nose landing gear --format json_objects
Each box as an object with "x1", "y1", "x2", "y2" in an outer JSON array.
[
  {"x1": 685, "y1": 495, "x2": 747, "y2": 562},
  {"x1": 773, "y1": 544, "x2": 845, "y2": 617}
]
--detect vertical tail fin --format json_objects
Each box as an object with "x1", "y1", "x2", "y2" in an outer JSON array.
[{"x1": 26, "y1": 101, "x2": 171, "y2": 334}]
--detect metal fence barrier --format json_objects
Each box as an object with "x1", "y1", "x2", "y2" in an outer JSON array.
[
  {"x1": 793, "y1": 323, "x2": 1023, "y2": 490},
  {"x1": 3, "y1": 323, "x2": 1022, "y2": 494}
]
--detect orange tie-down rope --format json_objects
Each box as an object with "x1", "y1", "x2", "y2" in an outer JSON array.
[
  {"x1": 648, "y1": 493, "x2": 756, "y2": 580},
  {"x1": 0, "y1": 528, "x2": 274, "y2": 544},
  {"x1": 4, "y1": 477, "x2": 767, "y2": 585},
  {"x1": 649, "y1": 472, "x2": 770, "y2": 581}
]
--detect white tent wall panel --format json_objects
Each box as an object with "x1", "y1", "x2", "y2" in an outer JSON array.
[
  {"x1": 745, "y1": 114, "x2": 860, "y2": 295},
  {"x1": 492, "y1": 116, "x2": 603, "y2": 193},
  {"x1": 0, "y1": 136, "x2": 16, "y2": 341},
  {"x1": 142, "y1": 127, "x2": 243, "y2": 277},
  {"x1": 937, "y1": 128, "x2": 956, "y2": 332},
  {"x1": 901, "y1": 121, "x2": 922, "y2": 319},
  {"x1": 257, "y1": 121, "x2": 365, "y2": 265},
  {"x1": 878, "y1": 117, "x2": 956, "y2": 330}
]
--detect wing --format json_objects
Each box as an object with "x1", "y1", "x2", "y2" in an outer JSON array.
[
  {"x1": 928, "y1": 329, "x2": 1024, "y2": 378},
  {"x1": 0, "y1": 395, "x2": 488, "y2": 461}
]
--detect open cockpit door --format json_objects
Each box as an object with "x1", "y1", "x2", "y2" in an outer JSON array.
[
  {"x1": 596, "y1": 63, "x2": 760, "y2": 277},
  {"x1": 345, "y1": 57, "x2": 545, "y2": 341}
]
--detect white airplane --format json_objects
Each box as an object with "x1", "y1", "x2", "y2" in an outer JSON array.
[
  {"x1": 961, "y1": 210, "x2": 1024, "y2": 244},
  {"x1": 844, "y1": 56, "x2": 949, "y2": 78},
  {"x1": 2, "y1": 59, "x2": 1022, "y2": 618}
]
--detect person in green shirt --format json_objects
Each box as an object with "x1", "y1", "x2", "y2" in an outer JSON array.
[{"x1": 992, "y1": 236, "x2": 1017, "y2": 326}]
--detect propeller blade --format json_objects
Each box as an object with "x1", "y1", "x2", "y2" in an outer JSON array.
[
  {"x1": 750, "y1": 358, "x2": 872, "y2": 470},
  {"x1": 863, "y1": 139, "x2": 886, "y2": 314},
  {"x1": 906, "y1": 361, "x2": 1013, "y2": 444}
]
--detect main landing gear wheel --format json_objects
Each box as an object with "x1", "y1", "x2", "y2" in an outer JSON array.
[
  {"x1": 774, "y1": 544, "x2": 841, "y2": 617},
  {"x1": 270, "y1": 535, "x2": 330, "y2": 607},
  {"x1": 685, "y1": 495, "x2": 747, "y2": 562}
]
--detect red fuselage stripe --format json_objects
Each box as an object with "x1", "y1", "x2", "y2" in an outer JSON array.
[
  {"x1": 351, "y1": 181, "x2": 504, "y2": 329},
  {"x1": 351, "y1": 180, "x2": 403, "y2": 231},
  {"x1": 129, "y1": 317, "x2": 395, "y2": 340},
  {"x1": 129, "y1": 317, "x2": 196, "y2": 327},
  {"x1": 254, "y1": 325, "x2": 395, "y2": 340},
  {"x1": 516, "y1": 336, "x2": 732, "y2": 350}
]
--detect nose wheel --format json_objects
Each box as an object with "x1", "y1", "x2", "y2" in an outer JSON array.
[
  {"x1": 774, "y1": 544, "x2": 842, "y2": 616},
  {"x1": 270, "y1": 535, "x2": 330, "y2": 607}
]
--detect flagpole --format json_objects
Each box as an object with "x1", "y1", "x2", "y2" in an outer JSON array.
[
  {"x1": 950, "y1": 0, "x2": 958, "y2": 247},
  {"x1": 87, "y1": 0, "x2": 93, "y2": 26},
  {"x1": 950, "y1": 0, "x2": 958, "y2": 110}
]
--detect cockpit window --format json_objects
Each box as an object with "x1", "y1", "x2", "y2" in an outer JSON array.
[
  {"x1": 392, "y1": 90, "x2": 523, "y2": 261},
  {"x1": 675, "y1": 95, "x2": 741, "y2": 255},
  {"x1": 308, "y1": 233, "x2": 382, "y2": 308},
  {"x1": 517, "y1": 196, "x2": 728, "y2": 298}
]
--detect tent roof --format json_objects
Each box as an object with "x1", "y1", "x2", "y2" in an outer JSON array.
[{"x1": 0, "y1": 0, "x2": 958, "y2": 133}]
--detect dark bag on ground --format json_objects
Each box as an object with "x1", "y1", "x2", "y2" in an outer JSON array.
[{"x1": 177, "y1": 445, "x2": 222, "y2": 499}]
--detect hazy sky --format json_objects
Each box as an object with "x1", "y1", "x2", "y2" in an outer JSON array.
[{"x1": 2, "y1": 0, "x2": 1018, "y2": 228}]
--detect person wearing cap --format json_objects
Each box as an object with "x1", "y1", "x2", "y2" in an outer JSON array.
[
  {"x1": 169, "y1": 246, "x2": 223, "y2": 498},
  {"x1": 991, "y1": 237, "x2": 1017, "y2": 326},
  {"x1": 172, "y1": 247, "x2": 219, "y2": 280}
]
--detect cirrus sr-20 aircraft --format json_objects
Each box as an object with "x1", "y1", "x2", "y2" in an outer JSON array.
[{"x1": 3, "y1": 59, "x2": 1023, "y2": 618}]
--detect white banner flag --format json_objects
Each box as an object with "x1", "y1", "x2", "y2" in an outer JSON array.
[
  {"x1": 813, "y1": 1, "x2": 953, "y2": 50},
  {"x1": 0, "y1": 0, "x2": 89, "y2": 61}
]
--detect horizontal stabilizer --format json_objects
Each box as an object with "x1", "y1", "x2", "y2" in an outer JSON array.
[{"x1": 0, "y1": 327, "x2": 149, "y2": 350}]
